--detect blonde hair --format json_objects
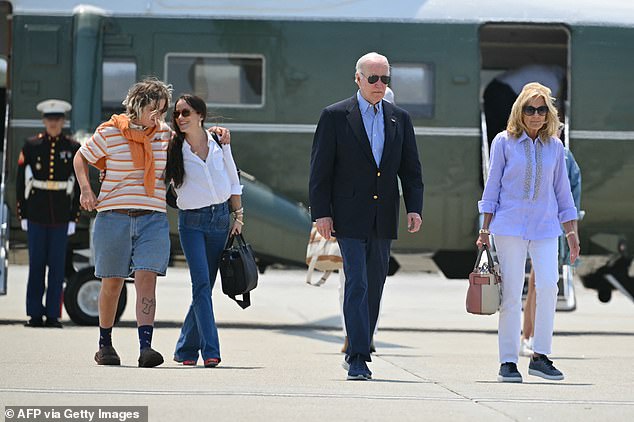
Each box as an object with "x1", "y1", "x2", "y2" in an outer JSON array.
[
  {"x1": 506, "y1": 82, "x2": 559, "y2": 140},
  {"x1": 122, "y1": 77, "x2": 172, "y2": 122}
]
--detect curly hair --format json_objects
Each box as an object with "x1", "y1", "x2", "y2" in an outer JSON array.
[
  {"x1": 122, "y1": 77, "x2": 172, "y2": 123},
  {"x1": 507, "y1": 82, "x2": 560, "y2": 140}
]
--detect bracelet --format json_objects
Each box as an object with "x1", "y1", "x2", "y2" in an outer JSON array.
[
  {"x1": 232, "y1": 207, "x2": 244, "y2": 214},
  {"x1": 234, "y1": 219, "x2": 244, "y2": 226},
  {"x1": 565, "y1": 231, "x2": 576, "y2": 238},
  {"x1": 479, "y1": 228, "x2": 490, "y2": 235}
]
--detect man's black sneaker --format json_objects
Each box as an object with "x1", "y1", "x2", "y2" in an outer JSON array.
[
  {"x1": 497, "y1": 362, "x2": 523, "y2": 383},
  {"x1": 528, "y1": 354, "x2": 564, "y2": 381},
  {"x1": 138, "y1": 347, "x2": 164, "y2": 368},
  {"x1": 346, "y1": 356, "x2": 371, "y2": 381},
  {"x1": 94, "y1": 346, "x2": 121, "y2": 366},
  {"x1": 342, "y1": 355, "x2": 372, "y2": 378}
]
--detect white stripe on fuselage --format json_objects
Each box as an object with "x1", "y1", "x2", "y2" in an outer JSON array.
[{"x1": 10, "y1": 119, "x2": 634, "y2": 140}]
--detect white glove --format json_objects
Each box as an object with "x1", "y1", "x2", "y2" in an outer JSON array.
[
  {"x1": 67, "y1": 222, "x2": 76, "y2": 236},
  {"x1": 21, "y1": 219, "x2": 28, "y2": 231}
]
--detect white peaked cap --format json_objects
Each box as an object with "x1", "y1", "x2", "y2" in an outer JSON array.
[{"x1": 36, "y1": 99, "x2": 72, "y2": 116}]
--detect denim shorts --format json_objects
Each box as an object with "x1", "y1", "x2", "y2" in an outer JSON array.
[{"x1": 93, "y1": 210, "x2": 170, "y2": 278}]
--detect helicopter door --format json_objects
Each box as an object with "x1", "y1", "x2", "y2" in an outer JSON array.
[
  {"x1": 0, "y1": 56, "x2": 7, "y2": 296},
  {"x1": 479, "y1": 23, "x2": 570, "y2": 175},
  {"x1": 0, "y1": 1, "x2": 11, "y2": 295}
]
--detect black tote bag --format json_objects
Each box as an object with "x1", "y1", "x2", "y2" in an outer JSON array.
[{"x1": 219, "y1": 233, "x2": 258, "y2": 309}]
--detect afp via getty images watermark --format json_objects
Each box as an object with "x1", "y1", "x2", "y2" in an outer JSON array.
[{"x1": 4, "y1": 406, "x2": 148, "y2": 422}]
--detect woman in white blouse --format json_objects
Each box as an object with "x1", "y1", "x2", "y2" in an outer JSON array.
[{"x1": 165, "y1": 94, "x2": 243, "y2": 368}]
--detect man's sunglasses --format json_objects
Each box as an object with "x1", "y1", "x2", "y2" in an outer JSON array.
[
  {"x1": 361, "y1": 73, "x2": 391, "y2": 85},
  {"x1": 173, "y1": 109, "x2": 193, "y2": 119},
  {"x1": 523, "y1": 105, "x2": 549, "y2": 116}
]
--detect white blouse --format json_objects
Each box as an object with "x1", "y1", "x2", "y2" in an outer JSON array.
[{"x1": 174, "y1": 131, "x2": 242, "y2": 210}]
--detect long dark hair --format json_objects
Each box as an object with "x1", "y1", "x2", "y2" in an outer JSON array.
[{"x1": 164, "y1": 94, "x2": 207, "y2": 188}]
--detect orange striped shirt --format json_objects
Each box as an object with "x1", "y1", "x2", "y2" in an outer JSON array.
[{"x1": 79, "y1": 122, "x2": 173, "y2": 212}]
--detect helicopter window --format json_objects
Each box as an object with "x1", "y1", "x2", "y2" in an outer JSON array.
[
  {"x1": 390, "y1": 63, "x2": 434, "y2": 118},
  {"x1": 102, "y1": 58, "x2": 137, "y2": 120},
  {"x1": 165, "y1": 54, "x2": 264, "y2": 108},
  {"x1": 26, "y1": 24, "x2": 59, "y2": 65}
]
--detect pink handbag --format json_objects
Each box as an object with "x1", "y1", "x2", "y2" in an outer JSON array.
[{"x1": 466, "y1": 244, "x2": 501, "y2": 315}]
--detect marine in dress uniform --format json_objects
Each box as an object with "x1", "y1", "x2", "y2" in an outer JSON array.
[{"x1": 16, "y1": 99, "x2": 81, "y2": 328}]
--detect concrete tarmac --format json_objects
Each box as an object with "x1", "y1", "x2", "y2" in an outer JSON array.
[{"x1": 1, "y1": 265, "x2": 633, "y2": 421}]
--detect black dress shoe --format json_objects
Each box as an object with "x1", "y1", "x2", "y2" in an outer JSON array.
[
  {"x1": 24, "y1": 317, "x2": 44, "y2": 327},
  {"x1": 45, "y1": 318, "x2": 63, "y2": 328}
]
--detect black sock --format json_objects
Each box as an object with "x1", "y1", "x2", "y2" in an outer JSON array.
[
  {"x1": 138, "y1": 325, "x2": 153, "y2": 351},
  {"x1": 99, "y1": 326, "x2": 113, "y2": 348}
]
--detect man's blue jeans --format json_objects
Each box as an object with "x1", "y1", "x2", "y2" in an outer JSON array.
[{"x1": 174, "y1": 202, "x2": 230, "y2": 362}]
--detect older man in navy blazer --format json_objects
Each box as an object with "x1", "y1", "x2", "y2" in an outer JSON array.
[{"x1": 309, "y1": 52, "x2": 424, "y2": 380}]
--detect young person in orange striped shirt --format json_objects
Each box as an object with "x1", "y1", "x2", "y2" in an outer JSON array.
[{"x1": 74, "y1": 77, "x2": 174, "y2": 368}]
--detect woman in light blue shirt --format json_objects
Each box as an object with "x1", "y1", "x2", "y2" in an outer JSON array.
[{"x1": 477, "y1": 82, "x2": 580, "y2": 383}]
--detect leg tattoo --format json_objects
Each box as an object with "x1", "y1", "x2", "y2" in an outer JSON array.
[{"x1": 141, "y1": 297, "x2": 156, "y2": 315}]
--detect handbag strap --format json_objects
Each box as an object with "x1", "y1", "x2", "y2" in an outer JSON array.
[
  {"x1": 224, "y1": 234, "x2": 235, "y2": 249},
  {"x1": 306, "y1": 255, "x2": 318, "y2": 284},
  {"x1": 306, "y1": 254, "x2": 331, "y2": 286},
  {"x1": 473, "y1": 247, "x2": 485, "y2": 271},
  {"x1": 225, "y1": 233, "x2": 249, "y2": 249},
  {"x1": 483, "y1": 244, "x2": 496, "y2": 270},
  {"x1": 229, "y1": 292, "x2": 251, "y2": 309},
  {"x1": 474, "y1": 244, "x2": 496, "y2": 271},
  {"x1": 236, "y1": 233, "x2": 248, "y2": 247}
]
